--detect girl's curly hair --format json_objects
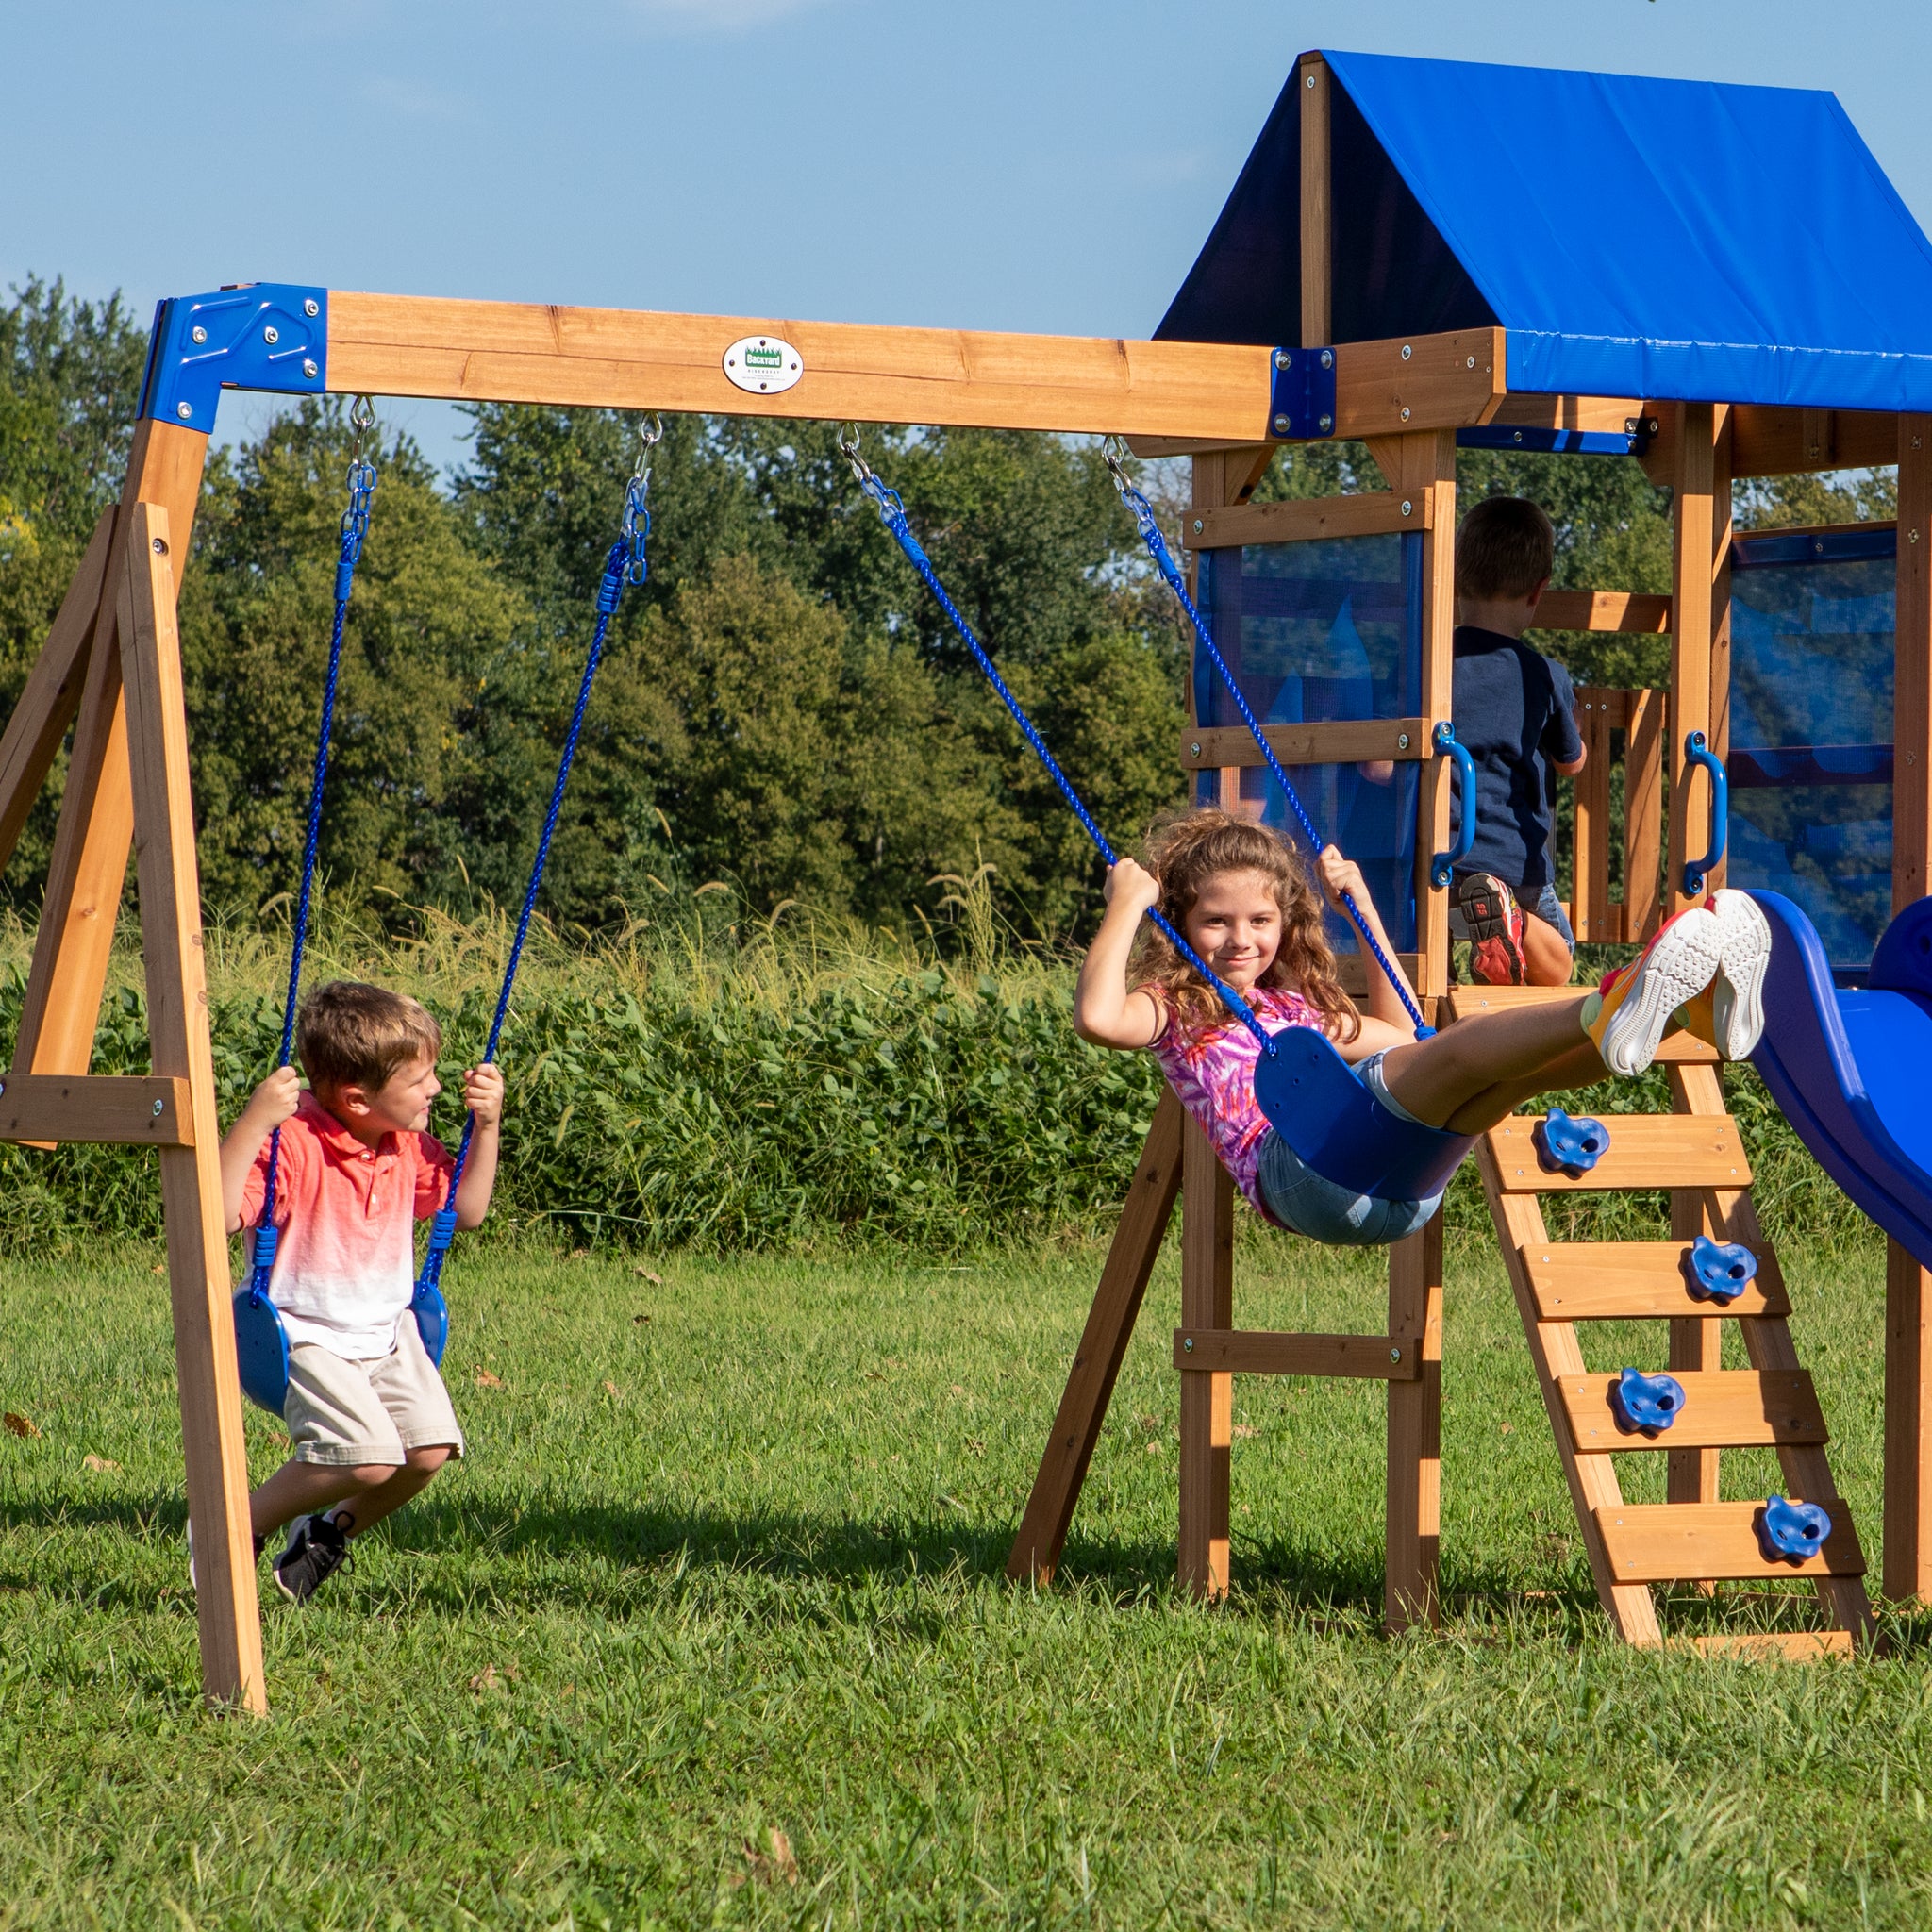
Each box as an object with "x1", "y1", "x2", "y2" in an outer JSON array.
[{"x1": 1130, "y1": 808, "x2": 1358, "y2": 1042}]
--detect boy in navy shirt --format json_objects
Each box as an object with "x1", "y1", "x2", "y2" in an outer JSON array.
[{"x1": 1450, "y1": 496, "x2": 1587, "y2": 984}]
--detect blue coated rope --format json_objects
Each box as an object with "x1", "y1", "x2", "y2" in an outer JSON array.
[
  {"x1": 843, "y1": 439, "x2": 1274, "y2": 1056},
  {"x1": 415, "y1": 437, "x2": 658, "y2": 1296},
  {"x1": 1104, "y1": 449, "x2": 1431, "y2": 1041},
  {"x1": 249, "y1": 429, "x2": 378, "y2": 1298}
]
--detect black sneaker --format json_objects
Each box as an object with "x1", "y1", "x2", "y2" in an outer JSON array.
[{"x1": 272, "y1": 1510, "x2": 356, "y2": 1604}]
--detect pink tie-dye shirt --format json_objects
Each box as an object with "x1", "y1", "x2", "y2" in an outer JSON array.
[
  {"x1": 1149, "y1": 986, "x2": 1334, "y2": 1224},
  {"x1": 240, "y1": 1091, "x2": 455, "y2": 1357}
]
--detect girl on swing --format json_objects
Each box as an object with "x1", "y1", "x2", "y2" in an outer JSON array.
[{"x1": 1074, "y1": 808, "x2": 1770, "y2": 1245}]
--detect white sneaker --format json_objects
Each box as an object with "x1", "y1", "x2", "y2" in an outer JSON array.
[
  {"x1": 1704, "y1": 890, "x2": 1773, "y2": 1060},
  {"x1": 1584, "y1": 904, "x2": 1726, "y2": 1076}
]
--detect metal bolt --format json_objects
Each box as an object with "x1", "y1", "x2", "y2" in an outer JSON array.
[
  {"x1": 1183, "y1": 1336, "x2": 1195, "y2": 1352},
  {"x1": 152, "y1": 537, "x2": 166, "y2": 554},
  {"x1": 1513, "y1": 429, "x2": 1524, "y2": 443},
  {"x1": 1396, "y1": 732, "x2": 1410, "y2": 751},
  {"x1": 1400, "y1": 499, "x2": 1413, "y2": 517},
  {"x1": 151, "y1": 1098, "x2": 164, "y2": 1118},
  {"x1": 1274, "y1": 348, "x2": 1291, "y2": 370},
  {"x1": 1192, "y1": 518, "x2": 1204, "y2": 534},
  {"x1": 1190, "y1": 742, "x2": 1202, "y2": 758},
  {"x1": 1400, "y1": 407, "x2": 1411, "y2": 422},
  {"x1": 1306, "y1": 71, "x2": 1316, "y2": 88},
  {"x1": 1401, "y1": 343, "x2": 1412, "y2": 360},
  {"x1": 190, "y1": 325, "x2": 208, "y2": 344},
  {"x1": 1467, "y1": 356, "x2": 1475, "y2": 369},
  {"x1": 176, "y1": 401, "x2": 192, "y2": 420},
  {"x1": 1274, "y1": 413, "x2": 1291, "y2": 434},
  {"x1": 262, "y1": 325, "x2": 279, "y2": 345},
  {"x1": 1317, "y1": 413, "x2": 1333, "y2": 431},
  {"x1": 1389, "y1": 1346, "x2": 1403, "y2": 1363},
  {"x1": 304, "y1": 297, "x2": 320, "y2": 317},
  {"x1": 302, "y1": 358, "x2": 318, "y2": 378},
  {"x1": 1319, "y1": 349, "x2": 1333, "y2": 369}
]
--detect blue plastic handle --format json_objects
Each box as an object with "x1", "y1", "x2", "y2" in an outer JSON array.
[
  {"x1": 1430, "y1": 721, "x2": 1478, "y2": 889},
  {"x1": 1682, "y1": 730, "x2": 1727, "y2": 895}
]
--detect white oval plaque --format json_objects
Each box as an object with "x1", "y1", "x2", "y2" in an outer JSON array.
[{"x1": 723, "y1": 335, "x2": 804, "y2": 395}]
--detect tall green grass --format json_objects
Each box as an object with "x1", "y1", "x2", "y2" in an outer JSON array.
[{"x1": 0, "y1": 892, "x2": 1874, "y2": 1258}]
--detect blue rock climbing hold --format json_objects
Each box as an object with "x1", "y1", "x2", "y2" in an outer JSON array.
[
  {"x1": 1684, "y1": 1233, "x2": 1758, "y2": 1303},
  {"x1": 1534, "y1": 1107, "x2": 1609, "y2": 1177},
  {"x1": 1757, "y1": 1494, "x2": 1832, "y2": 1563},
  {"x1": 1608, "y1": 1366, "x2": 1685, "y2": 1435}
]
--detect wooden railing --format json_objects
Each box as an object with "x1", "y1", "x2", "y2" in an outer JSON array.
[{"x1": 1562, "y1": 686, "x2": 1665, "y2": 945}]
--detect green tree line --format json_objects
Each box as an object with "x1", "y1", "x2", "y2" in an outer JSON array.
[{"x1": 0, "y1": 278, "x2": 1891, "y2": 946}]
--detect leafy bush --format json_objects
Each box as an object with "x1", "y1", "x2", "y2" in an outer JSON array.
[{"x1": 0, "y1": 906, "x2": 1876, "y2": 1260}]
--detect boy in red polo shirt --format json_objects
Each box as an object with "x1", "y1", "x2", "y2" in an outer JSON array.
[{"x1": 217, "y1": 981, "x2": 505, "y2": 1604}]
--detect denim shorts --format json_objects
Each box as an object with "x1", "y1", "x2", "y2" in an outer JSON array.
[
  {"x1": 1448, "y1": 876, "x2": 1576, "y2": 954},
  {"x1": 1254, "y1": 1051, "x2": 1444, "y2": 1247}
]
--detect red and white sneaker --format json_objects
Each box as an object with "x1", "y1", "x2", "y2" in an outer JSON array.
[
  {"x1": 1673, "y1": 890, "x2": 1773, "y2": 1059},
  {"x1": 1582, "y1": 903, "x2": 1726, "y2": 1075},
  {"x1": 1459, "y1": 872, "x2": 1525, "y2": 984}
]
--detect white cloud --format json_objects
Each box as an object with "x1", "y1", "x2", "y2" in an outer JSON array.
[{"x1": 622, "y1": 0, "x2": 842, "y2": 30}]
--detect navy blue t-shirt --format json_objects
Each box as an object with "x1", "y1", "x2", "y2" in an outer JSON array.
[{"x1": 1450, "y1": 626, "x2": 1583, "y2": 891}]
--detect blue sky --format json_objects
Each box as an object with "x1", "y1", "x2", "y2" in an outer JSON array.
[{"x1": 10, "y1": 0, "x2": 1932, "y2": 473}]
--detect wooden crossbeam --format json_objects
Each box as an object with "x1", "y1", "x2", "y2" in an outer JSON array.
[
  {"x1": 328, "y1": 293, "x2": 1504, "y2": 445},
  {"x1": 1184, "y1": 489, "x2": 1430, "y2": 553},
  {"x1": 1172, "y1": 1328, "x2": 1423, "y2": 1380},
  {"x1": 0, "y1": 1073, "x2": 192, "y2": 1145},
  {"x1": 1179, "y1": 717, "x2": 1432, "y2": 774}
]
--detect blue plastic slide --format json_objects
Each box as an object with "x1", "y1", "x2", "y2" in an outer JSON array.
[{"x1": 1748, "y1": 891, "x2": 1932, "y2": 1269}]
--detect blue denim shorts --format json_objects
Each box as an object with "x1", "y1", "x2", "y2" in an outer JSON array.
[
  {"x1": 1449, "y1": 876, "x2": 1576, "y2": 953},
  {"x1": 1254, "y1": 1051, "x2": 1445, "y2": 1247}
]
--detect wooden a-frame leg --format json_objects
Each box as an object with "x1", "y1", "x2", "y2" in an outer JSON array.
[
  {"x1": 118, "y1": 503, "x2": 264, "y2": 1712},
  {"x1": 1177, "y1": 1115, "x2": 1234, "y2": 1599},
  {"x1": 0, "y1": 509, "x2": 113, "y2": 874},
  {"x1": 1385, "y1": 1210, "x2": 1443, "y2": 1632},
  {"x1": 1886, "y1": 1241, "x2": 1932, "y2": 1602},
  {"x1": 1006, "y1": 1091, "x2": 1184, "y2": 1584}
]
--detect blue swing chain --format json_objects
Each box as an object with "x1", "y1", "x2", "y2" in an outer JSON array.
[
  {"x1": 1101, "y1": 442, "x2": 1433, "y2": 1041},
  {"x1": 248, "y1": 398, "x2": 380, "y2": 1299},
  {"x1": 413, "y1": 414, "x2": 662, "y2": 1298},
  {"x1": 839, "y1": 428, "x2": 1276, "y2": 1057}
]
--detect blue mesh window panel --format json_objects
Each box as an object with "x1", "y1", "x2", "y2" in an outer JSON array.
[
  {"x1": 1197, "y1": 532, "x2": 1424, "y2": 954},
  {"x1": 1728, "y1": 525, "x2": 1896, "y2": 971}
]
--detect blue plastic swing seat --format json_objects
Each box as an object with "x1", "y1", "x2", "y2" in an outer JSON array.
[{"x1": 1252, "y1": 1024, "x2": 1475, "y2": 1202}]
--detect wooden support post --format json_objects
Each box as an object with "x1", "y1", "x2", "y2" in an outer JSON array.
[
  {"x1": 1176, "y1": 1115, "x2": 1234, "y2": 1599},
  {"x1": 1667, "y1": 1065, "x2": 1722, "y2": 1509},
  {"x1": 1299, "y1": 55, "x2": 1331, "y2": 350},
  {"x1": 1007, "y1": 1092, "x2": 1184, "y2": 1585},
  {"x1": 117, "y1": 503, "x2": 264, "y2": 1712},
  {"x1": 1668, "y1": 403, "x2": 1717, "y2": 918},
  {"x1": 0, "y1": 510, "x2": 114, "y2": 874},
  {"x1": 1887, "y1": 415, "x2": 1932, "y2": 1602},
  {"x1": 8, "y1": 423, "x2": 209, "y2": 1091},
  {"x1": 1385, "y1": 1209, "x2": 1443, "y2": 1631}
]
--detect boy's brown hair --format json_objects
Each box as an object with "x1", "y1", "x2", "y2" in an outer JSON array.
[
  {"x1": 1457, "y1": 495, "x2": 1555, "y2": 601},
  {"x1": 296, "y1": 981, "x2": 441, "y2": 1093}
]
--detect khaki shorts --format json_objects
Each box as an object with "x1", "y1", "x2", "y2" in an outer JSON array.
[{"x1": 284, "y1": 1318, "x2": 465, "y2": 1467}]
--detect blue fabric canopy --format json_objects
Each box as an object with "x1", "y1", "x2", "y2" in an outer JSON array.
[{"x1": 1158, "y1": 51, "x2": 1932, "y2": 413}]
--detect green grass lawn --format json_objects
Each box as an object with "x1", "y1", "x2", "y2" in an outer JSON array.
[{"x1": 6, "y1": 1229, "x2": 1932, "y2": 1929}]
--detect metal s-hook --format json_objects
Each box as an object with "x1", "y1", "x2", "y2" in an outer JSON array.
[
  {"x1": 837, "y1": 421, "x2": 873, "y2": 488},
  {"x1": 349, "y1": 393, "x2": 376, "y2": 455}
]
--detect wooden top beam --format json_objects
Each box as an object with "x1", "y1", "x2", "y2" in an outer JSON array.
[{"x1": 326, "y1": 292, "x2": 1505, "y2": 444}]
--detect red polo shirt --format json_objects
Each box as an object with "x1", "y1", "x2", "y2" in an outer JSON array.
[{"x1": 240, "y1": 1091, "x2": 455, "y2": 1357}]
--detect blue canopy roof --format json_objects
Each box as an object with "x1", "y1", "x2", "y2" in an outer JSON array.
[{"x1": 1158, "y1": 51, "x2": 1932, "y2": 413}]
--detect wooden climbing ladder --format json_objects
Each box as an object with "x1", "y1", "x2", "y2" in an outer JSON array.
[{"x1": 1448, "y1": 984, "x2": 1874, "y2": 1654}]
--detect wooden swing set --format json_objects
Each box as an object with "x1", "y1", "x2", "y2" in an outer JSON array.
[{"x1": 5, "y1": 48, "x2": 1932, "y2": 1707}]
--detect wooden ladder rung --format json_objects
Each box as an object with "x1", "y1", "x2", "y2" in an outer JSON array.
[
  {"x1": 1488, "y1": 1113, "x2": 1752, "y2": 1191},
  {"x1": 1172, "y1": 1328, "x2": 1423, "y2": 1380},
  {"x1": 1445, "y1": 985, "x2": 1717, "y2": 1062},
  {"x1": 1559, "y1": 1370, "x2": 1826, "y2": 1451},
  {"x1": 1681, "y1": 1630, "x2": 1857, "y2": 1660},
  {"x1": 1596, "y1": 1501, "x2": 1866, "y2": 1582},
  {"x1": 1521, "y1": 1240, "x2": 1790, "y2": 1320}
]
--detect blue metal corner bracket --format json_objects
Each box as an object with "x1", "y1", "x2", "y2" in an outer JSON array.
[
  {"x1": 1269, "y1": 346, "x2": 1336, "y2": 441},
  {"x1": 138, "y1": 284, "x2": 328, "y2": 432}
]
